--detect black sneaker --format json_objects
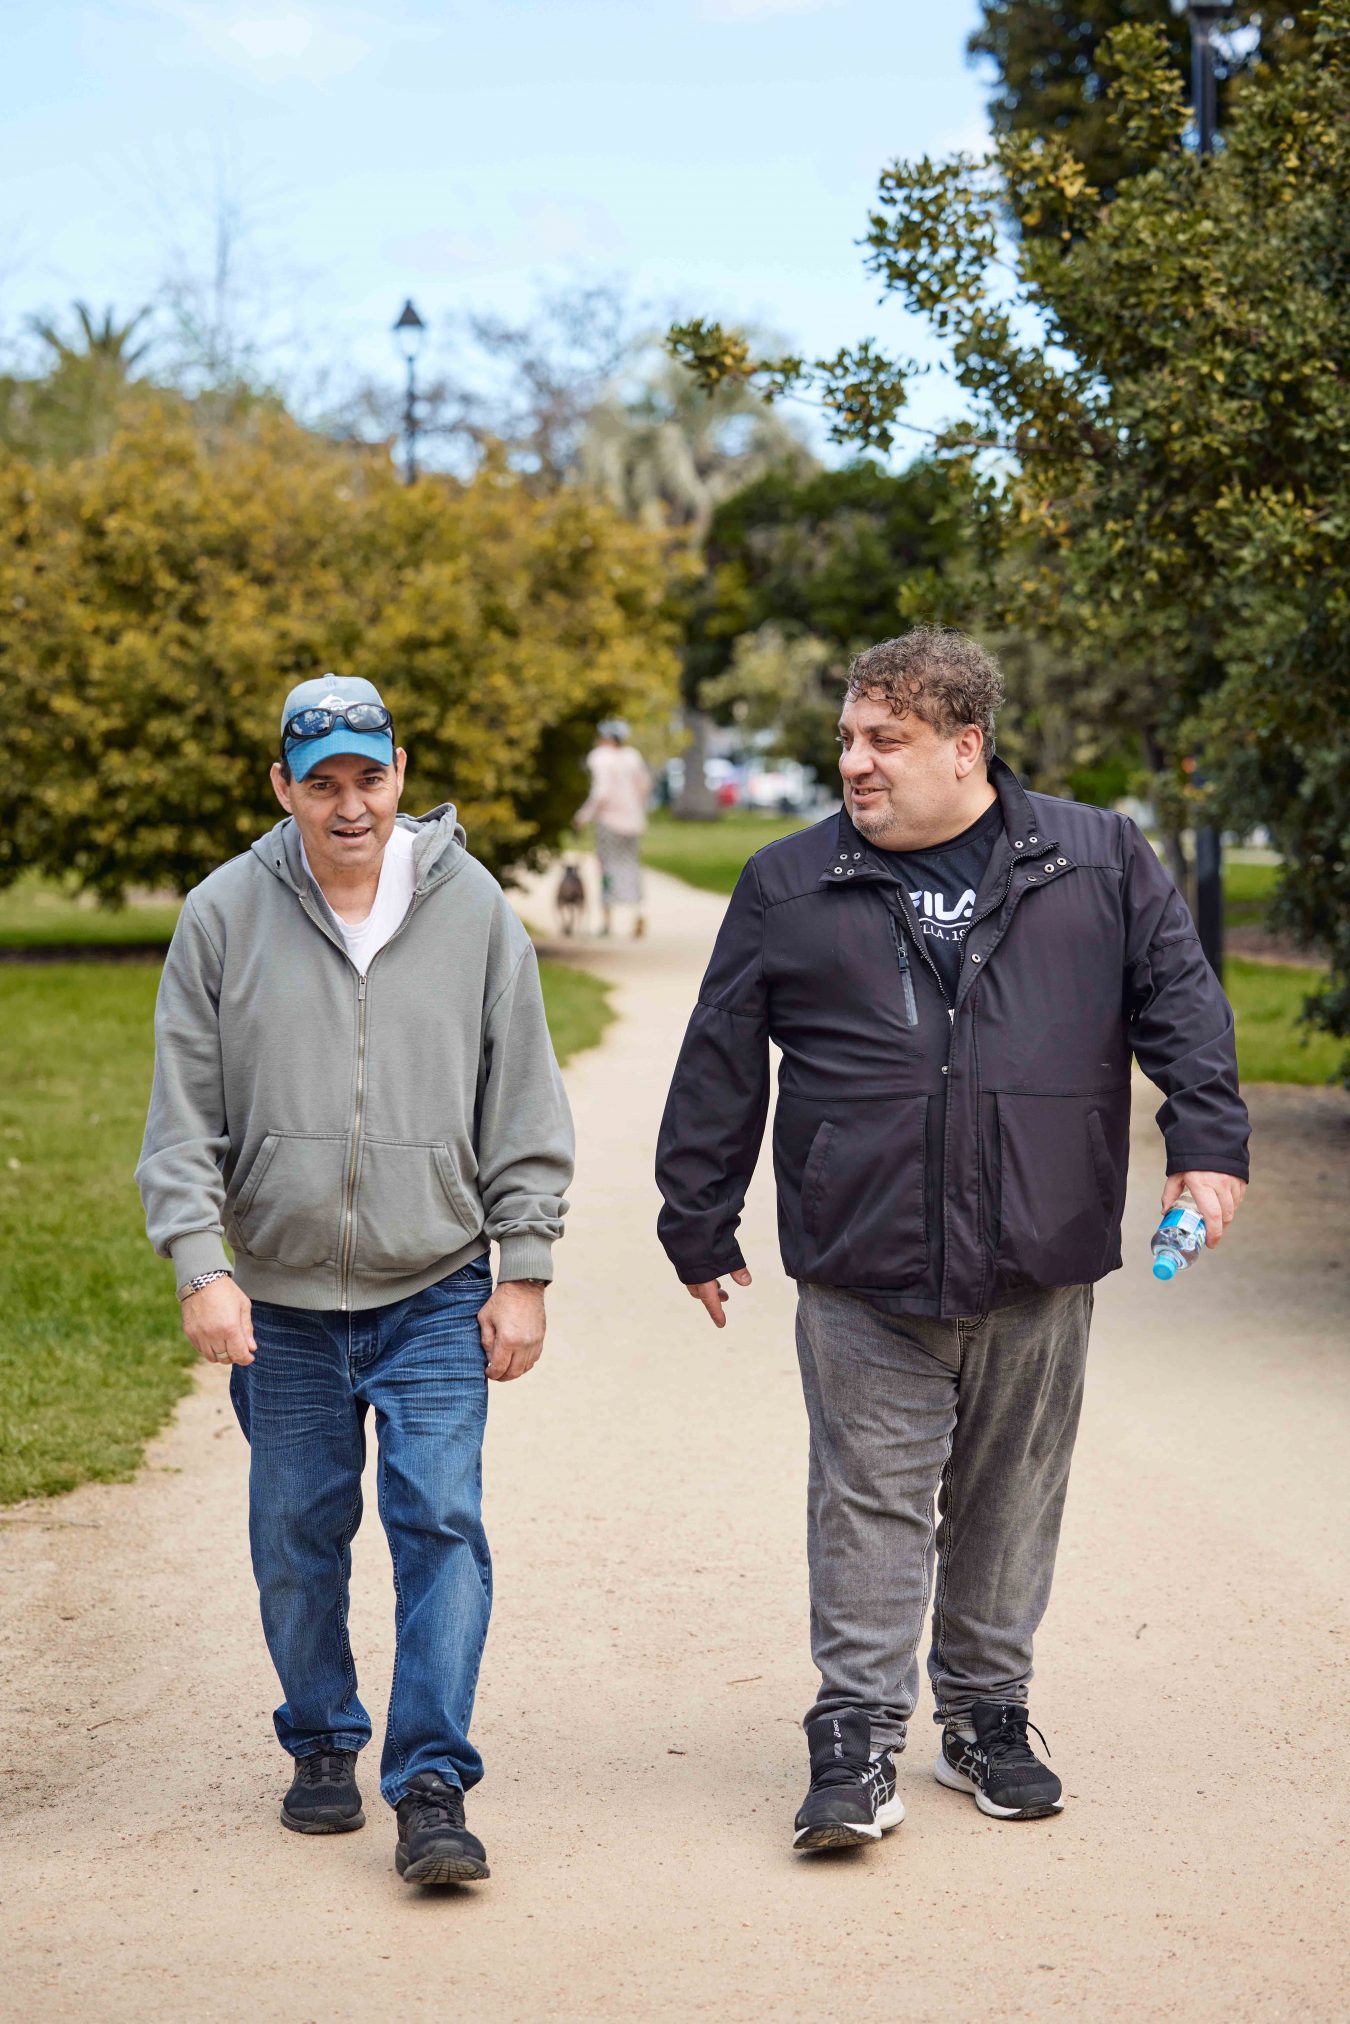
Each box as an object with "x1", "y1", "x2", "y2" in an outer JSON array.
[
  {"x1": 395, "y1": 1772, "x2": 490, "y2": 1885},
  {"x1": 934, "y1": 1700, "x2": 1063, "y2": 1820},
  {"x1": 793, "y1": 1711, "x2": 905, "y2": 1852},
  {"x1": 280, "y1": 1748, "x2": 364, "y2": 1834}
]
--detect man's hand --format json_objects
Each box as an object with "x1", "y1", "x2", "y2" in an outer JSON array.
[
  {"x1": 479, "y1": 1280, "x2": 547, "y2": 1382},
  {"x1": 685, "y1": 1266, "x2": 753, "y2": 1329},
  {"x1": 1163, "y1": 1171, "x2": 1247, "y2": 1249},
  {"x1": 181, "y1": 1276, "x2": 256, "y2": 1366}
]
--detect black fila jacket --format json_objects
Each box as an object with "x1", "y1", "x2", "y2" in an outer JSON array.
[{"x1": 655, "y1": 759, "x2": 1250, "y2": 1318}]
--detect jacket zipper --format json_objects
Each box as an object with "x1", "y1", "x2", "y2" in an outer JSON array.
[
  {"x1": 886, "y1": 911, "x2": 919, "y2": 1027},
  {"x1": 900, "y1": 902, "x2": 952, "y2": 1015},
  {"x1": 338, "y1": 973, "x2": 368, "y2": 1310}
]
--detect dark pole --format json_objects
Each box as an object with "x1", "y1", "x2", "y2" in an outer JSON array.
[
  {"x1": 1191, "y1": 7, "x2": 1219, "y2": 156},
  {"x1": 1179, "y1": 3, "x2": 1229, "y2": 978},
  {"x1": 403, "y1": 350, "x2": 418, "y2": 486},
  {"x1": 392, "y1": 299, "x2": 426, "y2": 488}
]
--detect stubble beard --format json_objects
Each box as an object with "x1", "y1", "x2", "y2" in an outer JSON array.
[{"x1": 848, "y1": 789, "x2": 902, "y2": 847}]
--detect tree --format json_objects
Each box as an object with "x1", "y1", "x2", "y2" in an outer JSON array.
[
  {"x1": 574, "y1": 349, "x2": 812, "y2": 534},
  {"x1": 969, "y1": 2, "x2": 1318, "y2": 202},
  {"x1": 670, "y1": 3, "x2": 1350, "y2": 1064},
  {"x1": 334, "y1": 283, "x2": 637, "y2": 487},
  {"x1": 0, "y1": 400, "x2": 682, "y2": 899},
  {"x1": 0, "y1": 302, "x2": 154, "y2": 463},
  {"x1": 687, "y1": 460, "x2": 965, "y2": 776}
]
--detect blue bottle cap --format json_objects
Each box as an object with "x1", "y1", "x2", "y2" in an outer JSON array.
[{"x1": 1152, "y1": 1251, "x2": 1180, "y2": 1281}]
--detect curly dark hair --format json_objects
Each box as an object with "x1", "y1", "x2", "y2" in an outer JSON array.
[{"x1": 844, "y1": 627, "x2": 1005, "y2": 757}]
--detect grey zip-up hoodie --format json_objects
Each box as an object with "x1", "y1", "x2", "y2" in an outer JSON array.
[{"x1": 136, "y1": 804, "x2": 574, "y2": 1311}]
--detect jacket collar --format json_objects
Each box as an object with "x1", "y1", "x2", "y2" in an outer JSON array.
[{"x1": 820, "y1": 757, "x2": 1061, "y2": 887}]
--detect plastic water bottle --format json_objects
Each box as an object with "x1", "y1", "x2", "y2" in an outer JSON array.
[{"x1": 1150, "y1": 1195, "x2": 1208, "y2": 1281}]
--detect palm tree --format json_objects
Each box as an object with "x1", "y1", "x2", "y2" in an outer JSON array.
[
  {"x1": 2, "y1": 302, "x2": 156, "y2": 462},
  {"x1": 575, "y1": 347, "x2": 813, "y2": 535},
  {"x1": 28, "y1": 302, "x2": 154, "y2": 374}
]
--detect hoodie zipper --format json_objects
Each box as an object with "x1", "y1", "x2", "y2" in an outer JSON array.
[
  {"x1": 329, "y1": 874, "x2": 451, "y2": 1310},
  {"x1": 337, "y1": 972, "x2": 368, "y2": 1310}
]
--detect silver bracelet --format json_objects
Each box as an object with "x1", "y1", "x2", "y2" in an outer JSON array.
[{"x1": 177, "y1": 1268, "x2": 234, "y2": 1303}]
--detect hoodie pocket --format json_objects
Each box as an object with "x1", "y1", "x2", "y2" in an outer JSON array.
[
  {"x1": 230, "y1": 1132, "x2": 348, "y2": 1268},
  {"x1": 351, "y1": 1140, "x2": 482, "y2": 1277}
]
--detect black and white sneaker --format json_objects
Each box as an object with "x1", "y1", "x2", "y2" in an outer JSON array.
[
  {"x1": 793, "y1": 1711, "x2": 905, "y2": 1852},
  {"x1": 934, "y1": 1700, "x2": 1063, "y2": 1820}
]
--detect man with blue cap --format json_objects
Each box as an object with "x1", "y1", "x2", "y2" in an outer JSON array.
[{"x1": 137, "y1": 672, "x2": 575, "y2": 1889}]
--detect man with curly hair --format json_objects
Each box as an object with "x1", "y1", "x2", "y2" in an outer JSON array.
[{"x1": 656, "y1": 627, "x2": 1249, "y2": 1850}]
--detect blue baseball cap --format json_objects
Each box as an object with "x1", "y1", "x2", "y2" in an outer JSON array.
[{"x1": 279, "y1": 674, "x2": 395, "y2": 783}]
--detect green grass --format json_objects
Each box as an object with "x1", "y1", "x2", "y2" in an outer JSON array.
[
  {"x1": 0, "y1": 955, "x2": 610, "y2": 1505},
  {"x1": 1227, "y1": 957, "x2": 1342, "y2": 1085},
  {"x1": 0, "y1": 966, "x2": 190, "y2": 1503},
  {"x1": 0, "y1": 871, "x2": 181, "y2": 948},
  {"x1": 1223, "y1": 858, "x2": 1280, "y2": 928},
  {"x1": 538, "y1": 959, "x2": 614, "y2": 1066},
  {"x1": 641, "y1": 809, "x2": 808, "y2": 894}
]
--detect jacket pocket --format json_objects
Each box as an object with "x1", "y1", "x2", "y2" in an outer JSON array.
[
  {"x1": 352, "y1": 1140, "x2": 482, "y2": 1277},
  {"x1": 994, "y1": 1090, "x2": 1128, "y2": 1286},
  {"x1": 230, "y1": 1132, "x2": 348, "y2": 1268},
  {"x1": 775, "y1": 1093, "x2": 929, "y2": 1288}
]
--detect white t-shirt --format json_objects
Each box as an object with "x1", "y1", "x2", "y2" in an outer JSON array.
[{"x1": 301, "y1": 823, "x2": 417, "y2": 976}]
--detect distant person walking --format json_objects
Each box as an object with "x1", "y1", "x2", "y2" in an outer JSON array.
[
  {"x1": 576, "y1": 719, "x2": 651, "y2": 938},
  {"x1": 656, "y1": 628, "x2": 1250, "y2": 1852},
  {"x1": 136, "y1": 674, "x2": 574, "y2": 1889}
]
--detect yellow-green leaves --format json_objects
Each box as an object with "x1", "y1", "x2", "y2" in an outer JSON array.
[{"x1": 0, "y1": 406, "x2": 681, "y2": 899}]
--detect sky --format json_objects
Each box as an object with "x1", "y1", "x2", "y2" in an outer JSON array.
[{"x1": 0, "y1": 1, "x2": 994, "y2": 444}]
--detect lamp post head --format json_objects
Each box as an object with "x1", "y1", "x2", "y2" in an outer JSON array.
[{"x1": 393, "y1": 298, "x2": 426, "y2": 365}]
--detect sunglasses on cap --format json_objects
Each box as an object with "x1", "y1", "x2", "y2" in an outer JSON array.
[{"x1": 282, "y1": 702, "x2": 394, "y2": 748}]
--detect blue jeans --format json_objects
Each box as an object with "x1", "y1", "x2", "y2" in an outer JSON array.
[{"x1": 230, "y1": 1257, "x2": 493, "y2": 1805}]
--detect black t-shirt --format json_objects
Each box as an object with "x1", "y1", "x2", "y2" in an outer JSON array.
[{"x1": 874, "y1": 797, "x2": 1003, "y2": 1004}]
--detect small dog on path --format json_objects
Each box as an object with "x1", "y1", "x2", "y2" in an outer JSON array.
[{"x1": 555, "y1": 861, "x2": 586, "y2": 938}]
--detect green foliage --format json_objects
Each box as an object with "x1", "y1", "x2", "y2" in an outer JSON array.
[
  {"x1": 671, "y1": 0, "x2": 1350, "y2": 1070},
  {"x1": 685, "y1": 461, "x2": 966, "y2": 773},
  {"x1": 0, "y1": 952, "x2": 611, "y2": 1504},
  {"x1": 574, "y1": 349, "x2": 813, "y2": 534},
  {"x1": 0, "y1": 303, "x2": 157, "y2": 465},
  {"x1": 0, "y1": 399, "x2": 681, "y2": 898},
  {"x1": 968, "y1": 3, "x2": 1319, "y2": 204}
]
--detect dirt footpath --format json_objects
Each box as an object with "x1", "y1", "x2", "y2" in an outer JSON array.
[{"x1": 2, "y1": 865, "x2": 1347, "y2": 2023}]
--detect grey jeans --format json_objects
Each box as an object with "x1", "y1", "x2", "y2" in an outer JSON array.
[{"x1": 795, "y1": 1280, "x2": 1093, "y2": 1751}]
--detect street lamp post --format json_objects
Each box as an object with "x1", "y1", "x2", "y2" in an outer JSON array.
[
  {"x1": 1171, "y1": 1, "x2": 1232, "y2": 979},
  {"x1": 1182, "y1": 0, "x2": 1229, "y2": 153},
  {"x1": 392, "y1": 298, "x2": 426, "y2": 486}
]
